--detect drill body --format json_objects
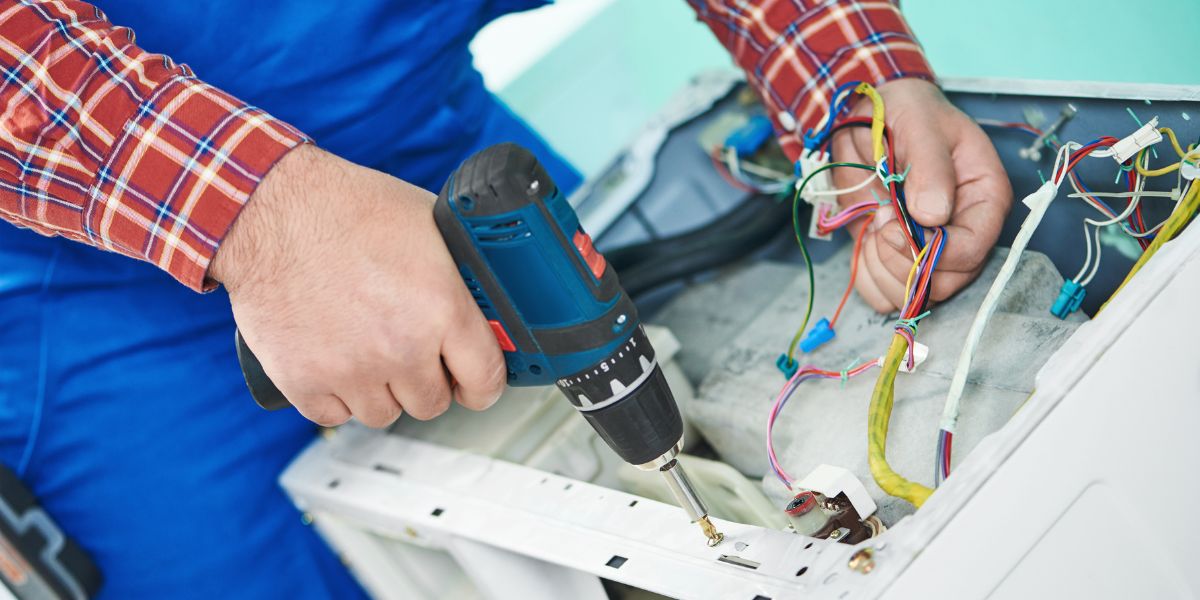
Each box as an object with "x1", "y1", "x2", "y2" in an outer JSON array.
[{"x1": 432, "y1": 143, "x2": 683, "y2": 468}]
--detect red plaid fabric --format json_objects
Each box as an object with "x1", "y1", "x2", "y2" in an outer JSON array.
[
  {"x1": 0, "y1": 0, "x2": 308, "y2": 291},
  {"x1": 688, "y1": 0, "x2": 936, "y2": 162}
]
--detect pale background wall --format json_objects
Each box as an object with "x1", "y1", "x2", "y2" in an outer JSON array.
[{"x1": 471, "y1": 0, "x2": 1200, "y2": 177}]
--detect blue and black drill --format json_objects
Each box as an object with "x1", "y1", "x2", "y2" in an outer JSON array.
[{"x1": 235, "y1": 143, "x2": 723, "y2": 546}]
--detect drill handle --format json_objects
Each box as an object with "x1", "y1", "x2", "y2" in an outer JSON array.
[{"x1": 234, "y1": 329, "x2": 292, "y2": 411}]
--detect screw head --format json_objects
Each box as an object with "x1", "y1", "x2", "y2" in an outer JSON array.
[
  {"x1": 848, "y1": 548, "x2": 875, "y2": 574},
  {"x1": 528, "y1": 180, "x2": 540, "y2": 194}
]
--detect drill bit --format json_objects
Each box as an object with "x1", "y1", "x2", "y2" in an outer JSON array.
[{"x1": 660, "y1": 459, "x2": 724, "y2": 546}]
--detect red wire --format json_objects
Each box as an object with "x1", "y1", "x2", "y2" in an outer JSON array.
[{"x1": 830, "y1": 216, "x2": 871, "y2": 328}]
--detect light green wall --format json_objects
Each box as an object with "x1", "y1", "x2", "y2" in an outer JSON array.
[
  {"x1": 904, "y1": 0, "x2": 1200, "y2": 85},
  {"x1": 496, "y1": 0, "x2": 1200, "y2": 178}
]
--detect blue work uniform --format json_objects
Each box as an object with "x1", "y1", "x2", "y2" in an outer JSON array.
[{"x1": 0, "y1": 1, "x2": 581, "y2": 598}]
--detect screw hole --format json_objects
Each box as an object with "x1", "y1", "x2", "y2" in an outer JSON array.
[
  {"x1": 529, "y1": 365, "x2": 541, "y2": 375},
  {"x1": 431, "y1": 508, "x2": 444, "y2": 517},
  {"x1": 796, "y1": 566, "x2": 808, "y2": 577},
  {"x1": 458, "y1": 195, "x2": 474, "y2": 211},
  {"x1": 564, "y1": 483, "x2": 573, "y2": 490},
  {"x1": 328, "y1": 479, "x2": 340, "y2": 488},
  {"x1": 629, "y1": 500, "x2": 638, "y2": 507},
  {"x1": 373, "y1": 464, "x2": 401, "y2": 476},
  {"x1": 606, "y1": 556, "x2": 627, "y2": 569},
  {"x1": 805, "y1": 542, "x2": 813, "y2": 549}
]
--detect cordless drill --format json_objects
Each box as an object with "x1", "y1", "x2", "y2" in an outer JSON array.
[{"x1": 235, "y1": 143, "x2": 723, "y2": 546}]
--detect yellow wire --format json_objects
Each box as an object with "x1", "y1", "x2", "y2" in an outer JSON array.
[
  {"x1": 854, "y1": 82, "x2": 886, "y2": 163},
  {"x1": 868, "y1": 334, "x2": 934, "y2": 507},
  {"x1": 902, "y1": 243, "x2": 931, "y2": 304},
  {"x1": 1160, "y1": 127, "x2": 1187, "y2": 159},
  {"x1": 1099, "y1": 181, "x2": 1200, "y2": 313}
]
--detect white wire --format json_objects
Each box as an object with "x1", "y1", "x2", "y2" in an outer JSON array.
[
  {"x1": 939, "y1": 181, "x2": 1058, "y2": 434},
  {"x1": 1071, "y1": 221, "x2": 1093, "y2": 283},
  {"x1": 806, "y1": 155, "x2": 890, "y2": 198},
  {"x1": 1079, "y1": 224, "x2": 1104, "y2": 286}
]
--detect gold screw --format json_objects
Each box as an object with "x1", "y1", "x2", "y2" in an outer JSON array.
[
  {"x1": 848, "y1": 548, "x2": 875, "y2": 574},
  {"x1": 405, "y1": 526, "x2": 418, "y2": 538}
]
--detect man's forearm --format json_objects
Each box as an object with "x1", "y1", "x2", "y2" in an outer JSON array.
[
  {"x1": 686, "y1": 0, "x2": 936, "y2": 161},
  {"x1": 0, "y1": 0, "x2": 308, "y2": 291}
]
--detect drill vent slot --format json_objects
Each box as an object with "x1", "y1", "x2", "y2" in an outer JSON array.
[{"x1": 473, "y1": 219, "x2": 531, "y2": 243}]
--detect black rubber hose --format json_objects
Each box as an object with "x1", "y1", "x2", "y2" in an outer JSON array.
[{"x1": 610, "y1": 193, "x2": 795, "y2": 297}]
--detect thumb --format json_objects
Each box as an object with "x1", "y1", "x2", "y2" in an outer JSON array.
[{"x1": 894, "y1": 121, "x2": 956, "y2": 227}]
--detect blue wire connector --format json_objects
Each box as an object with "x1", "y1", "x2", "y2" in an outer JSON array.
[
  {"x1": 799, "y1": 318, "x2": 836, "y2": 353},
  {"x1": 776, "y1": 354, "x2": 800, "y2": 379},
  {"x1": 725, "y1": 115, "x2": 775, "y2": 157},
  {"x1": 1050, "y1": 280, "x2": 1087, "y2": 319}
]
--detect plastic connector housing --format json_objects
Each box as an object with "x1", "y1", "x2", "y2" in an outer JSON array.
[
  {"x1": 1110, "y1": 116, "x2": 1162, "y2": 164},
  {"x1": 725, "y1": 115, "x2": 774, "y2": 157},
  {"x1": 896, "y1": 342, "x2": 929, "y2": 373},
  {"x1": 799, "y1": 148, "x2": 836, "y2": 241},
  {"x1": 776, "y1": 354, "x2": 799, "y2": 379},
  {"x1": 1050, "y1": 280, "x2": 1087, "y2": 319},
  {"x1": 799, "y1": 318, "x2": 836, "y2": 353}
]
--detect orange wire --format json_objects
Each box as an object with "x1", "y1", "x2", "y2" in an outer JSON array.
[{"x1": 829, "y1": 216, "x2": 870, "y2": 328}]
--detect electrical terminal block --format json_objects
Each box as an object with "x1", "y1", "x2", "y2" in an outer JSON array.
[
  {"x1": 784, "y1": 466, "x2": 884, "y2": 544},
  {"x1": 1110, "y1": 116, "x2": 1162, "y2": 164},
  {"x1": 799, "y1": 318, "x2": 836, "y2": 353},
  {"x1": 1050, "y1": 280, "x2": 1087, "y2": 319},
  {"x1": 884, "y1": 341, "x2": 928, "y2": 374},
  {"x1": 776, "y1": 354, "x2": 800, "y2": 379}
]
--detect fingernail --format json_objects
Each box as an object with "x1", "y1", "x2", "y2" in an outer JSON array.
[
  {"x1": 924, "y1": 192, "x2": 951, "y2": 220},
  {"x1": 884, "y1": 227, "x2": 906, "y2": 251}
]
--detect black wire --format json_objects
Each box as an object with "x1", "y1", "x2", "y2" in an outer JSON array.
[
  {"x1": 821, "y1": 120, "x2": 923, "y2": 250},
  {"x1": 606, "y1": 193, "x2": 793, "y2": 297}
]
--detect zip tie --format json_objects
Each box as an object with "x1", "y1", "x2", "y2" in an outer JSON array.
[
  {"x1": 879, "y1": 163, "x2": 912, "y2": 187},
  {"x1": 1126, "y1": 108, "x2": 1159, "y2": 159},
  {"x1": 1037, "y1": 170, "x2": 1046, "y2": 185},
  {"x1": 840, "y1": 357, "x2": 862, "y2": 389},
  {"x1": 1044, "y1": 133, "x2": 1060, "y2": 149},
  {"x1": 894, "y1": 310, "x2": 932, "y2": 335},
  {"x1": 870, "y1": 189, "x2": 891, "y2": 205},
  {"x1": 1115, "y1": 159, "x2": 1136, "y2": 184}
]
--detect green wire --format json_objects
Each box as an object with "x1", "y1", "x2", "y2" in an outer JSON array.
[{"x1": 784, "y1": 161, "x2": 876, "y2": 365}]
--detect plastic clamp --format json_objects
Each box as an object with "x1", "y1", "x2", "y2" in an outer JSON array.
[
  {"x1": 1050, "y1": 280, "x2": 1087, "y2": 319},
  {"x1": 800, "y1": 318, "x2": 836, "y2": 353}
]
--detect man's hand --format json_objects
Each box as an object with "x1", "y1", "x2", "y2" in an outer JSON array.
[
  {"x1": 209, "y1": 145, "x2": 507, "y2": 427},
  {"x1": 831, "y1": 79, "x2": 1012, "y2": 311}
]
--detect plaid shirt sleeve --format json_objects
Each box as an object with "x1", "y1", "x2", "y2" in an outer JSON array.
[
  {"x1": 688, "y1": 0, "x2": 936, "y2": 162},
  {"x1": 0, "y1": 0, "x2": 310, "y2": 291}
]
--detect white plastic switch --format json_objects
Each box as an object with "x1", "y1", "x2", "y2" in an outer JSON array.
[
  {"x1": 1110, "y1": 116, "x2": 1162, "y2": 164},
  {"x1": 797, "y1": 464, "x2": 877, "y2": 520}
]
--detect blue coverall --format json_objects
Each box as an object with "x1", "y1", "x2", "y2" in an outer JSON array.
[{"x1": 0, "y1": 1, "x2": 582, "y2": 597}]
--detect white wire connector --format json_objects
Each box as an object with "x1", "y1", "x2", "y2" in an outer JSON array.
[
  {"x1": 798, "y1": 149, "x2": 836, "y2": 241},
  {"x1": 1110, "y1": 116, "x2": 1162, "y2": 164},
  {"x1": 797, "y1": 149, "x2": 832, "y2": 201}
]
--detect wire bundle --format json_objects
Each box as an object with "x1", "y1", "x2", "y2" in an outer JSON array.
[
  {"x1": 766, "y1": 360, "x2": 882, "y2": 488},
  {"x1": 866, "y1": 224, "x2": 946, "y2": 507}
]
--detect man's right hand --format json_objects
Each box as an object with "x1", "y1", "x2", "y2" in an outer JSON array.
[{"x1": 208, "y1": 145, "x2": 507, "y2": 428}]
